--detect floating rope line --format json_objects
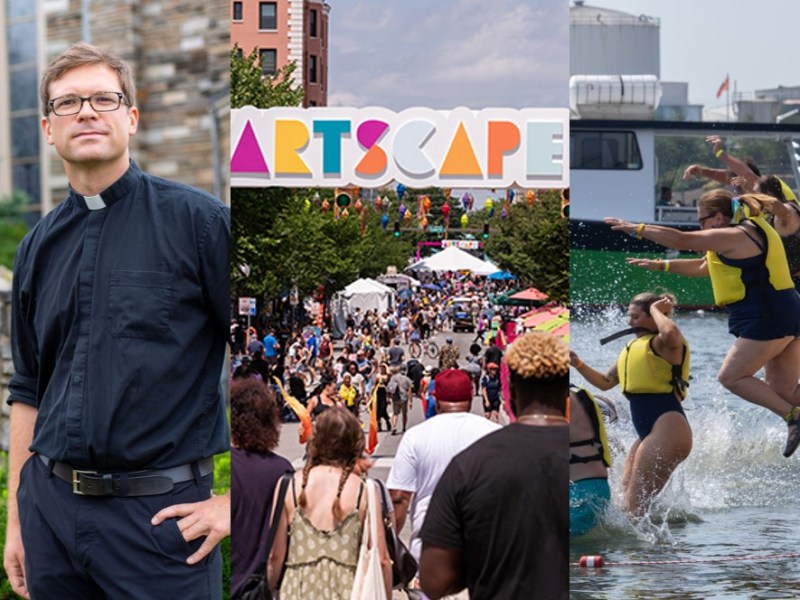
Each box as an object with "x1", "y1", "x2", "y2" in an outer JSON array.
[{"x1": 572, "y1": 551, "x2": 800, "y2": 568}]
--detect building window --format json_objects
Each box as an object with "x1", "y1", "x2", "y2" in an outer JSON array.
[
  {"x1": 309, "y1": 55, "x2": 317, "y2": 84},
  {"x1": 310, "y1": 9, "x2": 318, "y2": 37},
  {"x1": 259, "y1": 49, "x2": 277, "y2": 77},
  {"x1": 259, "y1": 2, "x2": 277, "y2": 30},
  {"x1": 570, "y1": 131, "x2": 642, "y2": 170},
  {"x1": 233, "y1": 1, "x2": 243, "y2": 21}
]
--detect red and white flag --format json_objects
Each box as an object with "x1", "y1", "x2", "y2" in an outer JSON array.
[{"x1": 716, "y1": 74, "x2": 730, "y2": 98}]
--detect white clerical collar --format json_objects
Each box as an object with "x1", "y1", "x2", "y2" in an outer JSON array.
[{"x1": 84, "y1": 194, "x2": 107, "y2": 210}]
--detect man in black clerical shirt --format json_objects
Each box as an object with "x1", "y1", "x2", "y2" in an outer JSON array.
[{"x1": 5, "y1": 43, "x2": 230, "y2": 599}]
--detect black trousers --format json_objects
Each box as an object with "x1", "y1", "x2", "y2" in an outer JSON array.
[{"x1": 18, "y1": 455, "x2": 222, "y2": 599}]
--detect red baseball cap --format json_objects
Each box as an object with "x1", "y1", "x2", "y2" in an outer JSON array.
[{"x1": 434, "y1": 369, "x2": 473, "y2": 403}]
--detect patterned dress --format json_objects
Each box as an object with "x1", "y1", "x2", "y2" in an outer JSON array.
[{"x1": 279, "y1": 485, "x2": 364, "y2": 599}]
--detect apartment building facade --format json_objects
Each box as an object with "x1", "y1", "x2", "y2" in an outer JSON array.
[{"x1": 231, "y1": 0, "x2": 330, "y2": 107}]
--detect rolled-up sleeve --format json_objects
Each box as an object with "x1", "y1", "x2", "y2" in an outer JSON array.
[{"x1": 9, "y1": 241, "x2": 39, "y2": 408}]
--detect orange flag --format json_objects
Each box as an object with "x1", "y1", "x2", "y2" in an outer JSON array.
[
  {"x1": 366, "y1": 387, "x2": 379, "y2": 455},
  {"x1": 273, "y1": 377, "x2": 313, "y2": 444}
]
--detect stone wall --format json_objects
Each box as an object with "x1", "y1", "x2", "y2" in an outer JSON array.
[{"x1": 44, "y1": 0, "x2": 230, "y2": 205}]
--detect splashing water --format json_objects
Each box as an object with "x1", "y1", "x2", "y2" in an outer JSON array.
[{"x1": 571, "y1": 310, "x2": 800, "y2": 597}]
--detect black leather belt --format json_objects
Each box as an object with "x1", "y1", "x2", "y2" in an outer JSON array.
[{"x1": 39, "y1": 455, "x2": 214, "y2": 497}]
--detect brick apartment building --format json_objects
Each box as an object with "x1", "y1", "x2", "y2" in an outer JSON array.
[
  {"x1": 231, "y1": 0, "x2": 329, "y2": 107},
  {"x1": 0, "y1": 0, "x2": 231, "y2": 220}
]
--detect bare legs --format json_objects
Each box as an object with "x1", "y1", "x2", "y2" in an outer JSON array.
[{"x1": 622, "y1": 412, "x2": 693, "y2": 516}]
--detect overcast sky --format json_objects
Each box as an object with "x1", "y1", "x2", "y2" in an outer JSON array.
[
  {"x1": 327, "y1": 0, "x2": 568, "y2": 110},
  {"x1": 590, "y1": 0, "x2": 800, "y2": 119}
]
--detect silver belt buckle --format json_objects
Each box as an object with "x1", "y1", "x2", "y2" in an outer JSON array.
[{"x1": 72, "y1": 469, "x2": 98, "y2": 495}]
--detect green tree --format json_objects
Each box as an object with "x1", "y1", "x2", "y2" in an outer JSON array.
[
  {"x1": 0, "y1": 190, "x2": 31, "y2": 270},
  {"x1": 485, "y1": 191, "x2": 569, "y2": 304},
  {"x1": 230, "y1": 45, "x2": 304, "y2": 109}
]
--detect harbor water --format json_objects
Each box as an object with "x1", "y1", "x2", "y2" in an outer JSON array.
[{"x1": 570, "y1": 309, "x2": 800, "y2": 599}]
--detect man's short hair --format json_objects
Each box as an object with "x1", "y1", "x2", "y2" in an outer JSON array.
[
  {"x1": 40, "y1": 42, "x2": 136, "y2": 116},
  {"x1": 433, "y1": 369, "x2": 473, "y2": 403}
]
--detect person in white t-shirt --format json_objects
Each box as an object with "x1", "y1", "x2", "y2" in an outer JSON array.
[{"x1": 387, "y1": 369, "x2": 500, "y2": 566}]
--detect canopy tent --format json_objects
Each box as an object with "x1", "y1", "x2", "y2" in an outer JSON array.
[
  {"x1": 406, "y1": 246, "x2": 500, "y2": 276},
  {"x1": 522, "y1": 306, "x2": 570, "y2": 342},
  {"x1": 510, "y1": 287, "x2": 549, "y2": 302},
  {"x1": 487, "y1": 270, "x2": 517, "y2": 280},
  {"x1": 331, "y1": 278, "x2": 396, "y2": 336}
]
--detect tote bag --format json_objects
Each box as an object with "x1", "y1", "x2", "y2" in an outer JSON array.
[{"x1": 350, "y1": 478, "x2": 389, "y2": 600}]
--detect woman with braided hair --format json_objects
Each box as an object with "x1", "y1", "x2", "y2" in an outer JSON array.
[{"x1": 267, "y1": 408, "x2": 391, "y2": 599}]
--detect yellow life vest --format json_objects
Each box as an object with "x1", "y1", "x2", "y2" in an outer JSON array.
[
  {"x1": 617, "y1": 334, "x2": 690, "y2": 399},
  {"x1": 569, "y1": 386, "x2": 612, "y2": 468},
  {"x1": 778, "y1": 177, "x2": 797, "y2": 203},
  {"x1": 706, "y1": 214, "x2": 794, "y2": 306}
]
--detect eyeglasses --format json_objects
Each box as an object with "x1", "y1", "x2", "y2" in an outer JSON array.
[
  {"x1": 698, "y1": 212, "x2": 717, "y2": 225},
  {"x1": 48, "y1": 92, "x2": 127, "y2": 116}
]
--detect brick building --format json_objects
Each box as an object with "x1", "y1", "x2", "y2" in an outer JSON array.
[
  {"x1": 0, "y1": 0, "x2": 231, "y2": 220},
  {"x1": 231, "y1": 0, "x2": 330, "y2": 107}
]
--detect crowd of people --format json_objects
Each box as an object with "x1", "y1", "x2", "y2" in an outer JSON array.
[
  {"x1": 231, "y1": 329, "x2": 569, "y2": 600},
  {"x1": 227, "y1": 267, "x2": 568, "y2": 599},
  {"x1": 229, "y1": 273, "x2": 530, "y2": 433}
]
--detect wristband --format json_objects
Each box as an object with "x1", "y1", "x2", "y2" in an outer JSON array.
[
  {"x1": 664, "y1": 260, "x2": 670, "y2": 273},
  {"x1": 715, "y1": 149, "x2": 724, "y2": 158},
  {"x1": 635, "y1": 223, "x2": 645, "y2": 239}
]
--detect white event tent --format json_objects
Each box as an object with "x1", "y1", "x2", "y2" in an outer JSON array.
[
  {"x1": 331, "y1": 278, "x2": 397, "y2": 335},
  {"x1": 406, "y1": 246, "x2": 500, "y2": 276}
]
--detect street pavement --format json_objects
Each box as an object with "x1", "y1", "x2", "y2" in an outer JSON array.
[{"x1": 273, "y1": 330, "x2": 493, "y2": 541}]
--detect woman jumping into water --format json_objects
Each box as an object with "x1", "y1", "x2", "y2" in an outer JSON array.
[
  {"x1": 571, "y1": 293, "x2": 692, "y2": 516},
  {"x1": 606, "y1": 191, "x2": 800, "y2": 458}
]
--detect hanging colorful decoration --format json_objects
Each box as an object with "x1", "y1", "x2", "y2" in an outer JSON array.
[
  {"x1": 396, "y1": 182, "x2": 406, "y2": 201},
  {"x1": 526, "y1": 189, "x2": 536, "y2": 206},
  {"x1": 374, "y1": 195, "x2": 383, "y2": 210},
  {"x1": 399, "y1": 203, "x2": 406, "y2": 217},
  {"x1": 460, "y1": 213, "x2": 468, "y2": 228},
  {"x1": 321, "y1": 198, "x2": 330, "y2": 212},
  {"x1": 380, "y1": 214, "x2": 389, "y2": 230}
]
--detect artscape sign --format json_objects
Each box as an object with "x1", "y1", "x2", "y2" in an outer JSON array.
[{"x1": 231, "y1": 107, "x2": 568, "y2": 189}]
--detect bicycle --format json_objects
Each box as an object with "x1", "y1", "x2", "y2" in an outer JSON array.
[{"x1": 409, "y1": 338, "x2": 439, "y2": 360}]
